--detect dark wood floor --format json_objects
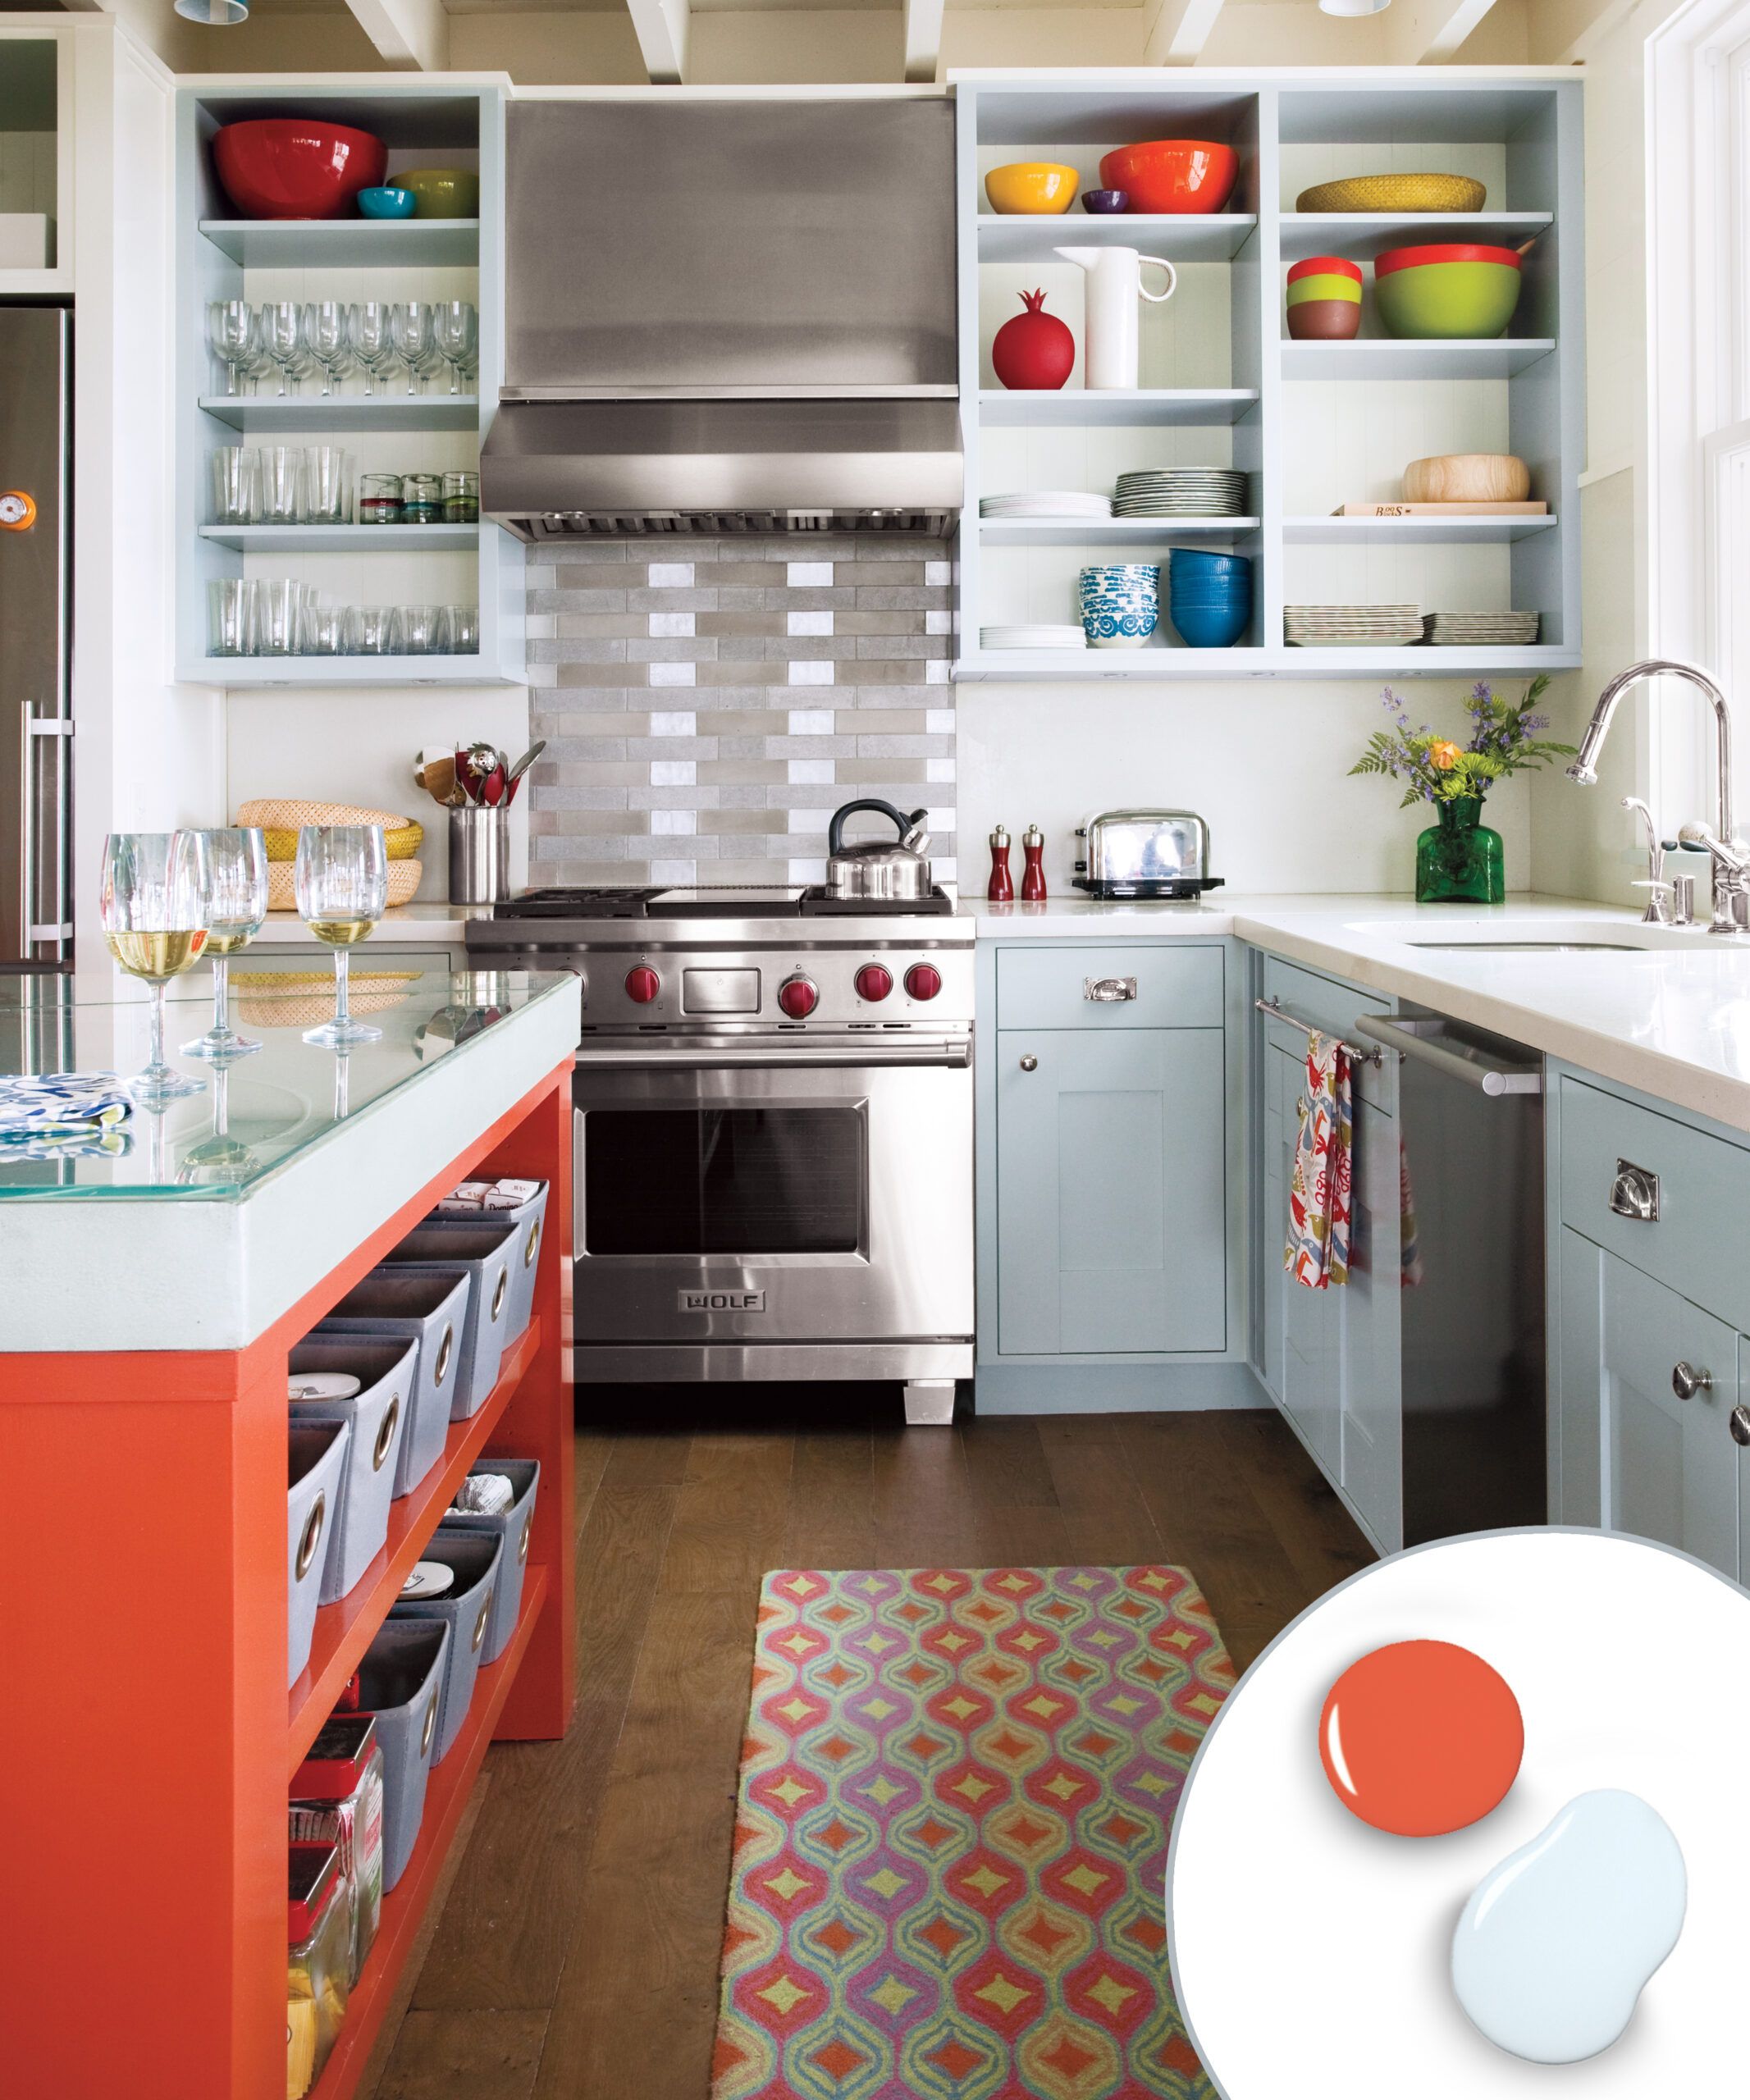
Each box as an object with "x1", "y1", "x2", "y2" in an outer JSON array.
[{"x1": 362, "y1": 1394, "x2": 1373, "y2": 2099}]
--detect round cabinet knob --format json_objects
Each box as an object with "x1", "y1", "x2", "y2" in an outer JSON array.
[
  {"x1": 624, "y1": 966, "x2": 660, "y2": 1005},
  {"x1": 0, "y1": 491, "x2": 36, "y2": 532},
  {"x1": 1732, "y1": 1404, "x2": 1750, "y2": 1448},
  {"x1": 1019, "y1": 1054, "x2": 1039, "y2": 1071},
  {"x1": 1672, "y1": 1361, "x2": 1715, "y2": 1401},
  {"x1": 905, "y1": 962, "x2": 943, "y2": 1002},
  {"x1": 777, "y1": 973, "x2": 819, "y2": 1019},
  {"x1": 855, "y1": 963, "x2": 893, "y2": 1003}
]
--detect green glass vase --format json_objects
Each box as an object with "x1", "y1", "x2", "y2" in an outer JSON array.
[{"x1": 1415, "y1": 796, "x2": 1504, "y2": 904}]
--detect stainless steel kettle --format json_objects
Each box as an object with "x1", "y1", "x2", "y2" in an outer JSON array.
[{"x1": 825, "y1": 798, "x2": 934, "y2": 901}]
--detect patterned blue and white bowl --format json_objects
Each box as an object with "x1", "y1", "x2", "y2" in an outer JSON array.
[{"x1": 1078, "y1": 564, "x2": 1161, "y2": 650}]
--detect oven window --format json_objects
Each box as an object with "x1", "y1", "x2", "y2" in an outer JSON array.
[{"x1": 584, "y1": 1108, "x2": 863, "y2": 1254}]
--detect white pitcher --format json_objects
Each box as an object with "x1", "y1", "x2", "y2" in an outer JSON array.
[{"x1": 1053, "y1": 246, "x2": 1177, "y2": 391}]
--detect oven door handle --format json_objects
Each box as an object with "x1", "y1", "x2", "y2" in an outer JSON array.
[{"x1": 572, "y1": 1039, "x2": 971, "y2": 1070}]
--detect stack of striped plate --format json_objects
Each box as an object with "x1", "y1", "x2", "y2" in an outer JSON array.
[
  {"x1": 980, "y1": 491, "x2": 1113, "y2": 521},
  {"x1": 1423, "y1": 609, "x2": 1541, "y2": 646},
  {"x1": 1284, "y1": 604, "x2": 1424, "y2": 647},
  {"x1": 980, "y1": 623, "x2": 1088, "y2": 651},
  {"x1": 1113, "y1": 469, "x2": 1249, "y2": 518}
]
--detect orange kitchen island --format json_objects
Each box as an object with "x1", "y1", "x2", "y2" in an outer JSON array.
[{"x1": 0, "y1": 966, "x2": 581, "y2": 2099}]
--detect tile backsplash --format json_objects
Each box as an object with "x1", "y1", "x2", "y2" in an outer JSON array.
[{"x1": 523, "y1": 536, "x2": 957, "y2": 888}]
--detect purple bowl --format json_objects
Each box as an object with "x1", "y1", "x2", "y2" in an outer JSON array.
[{"x1": 1081, "y1": 189, "x2": 1130, "y2": 215}]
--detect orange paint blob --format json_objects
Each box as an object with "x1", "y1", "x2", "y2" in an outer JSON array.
[{"x1": 1319, "y1": 1639, "x2": 1524, "y2": 1837}]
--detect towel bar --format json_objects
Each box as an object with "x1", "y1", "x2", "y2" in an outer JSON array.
[{"x1": 1254, "y1": 996, "x2": 1386, "y2": 1068}]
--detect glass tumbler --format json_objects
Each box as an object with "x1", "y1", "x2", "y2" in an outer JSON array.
[
  {"x1": 400, "y1": 472, "x2": 442, "y2": 526},
  {"x1": 254, "y1": 578, "x2": 303, "y2": 655},
  {"x1": 347, "y1": 605, "x2": 402, "y2": 656},
  {"x1": 303, "y1": 447, "x2": 351, "y2": 526},
  {"x1": 399, "y1": 605, "x2": 442, "y2": 655},
  {"x1": 210, "y1": 447, "x2": 260, "y2": 526},
  {"x1": 303, "y1": 600, "x2": 346, "y2": 655},
  {"x1": 260, "y1": 446, "x2": 304, "y2": 526},
  {"x1": 445, "y1": 605, "x2": 480, "y2": 655},
  {"x1": 208, "y1": 578, "x2": 255, "y2": 656},
  {"x1": 358, "y1": 473, "x2": 402, "y2": 527}
]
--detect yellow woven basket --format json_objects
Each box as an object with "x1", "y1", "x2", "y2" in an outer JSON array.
[
  {"x1": 1295, "y1": 173, "x2": 1487, "y2": 215},
  {"x1": 265, "y1": 858, "x2": 422, "y2": 912},
  {"x1": 236, "y1": 799, "x2": 424, "y2": 863},
  {"x1": 233, "y1": 970, "x2": 420, "y2": 1029}
]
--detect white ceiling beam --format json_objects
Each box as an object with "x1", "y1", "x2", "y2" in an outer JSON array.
[
  {"x1": 1384, "y1": 0, "x2": 1501, "y2": 64},
  {"x1": 341, "y1": 0, "x2": 449, "y2": 71},
  {"x1": 902, "y1": 0, "x2": 946, "y2": 83},
  {"x1": 625, "y1": 0, "x2": 690, "y2": 84},
  {"x1": 1140, "y1": 0, "x2": 1226, "y2": 66}
]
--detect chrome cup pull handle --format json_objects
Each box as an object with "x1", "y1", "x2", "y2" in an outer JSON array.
[
  {"x1": 1611, "y1": 1158, "x2": 1661, "y2": 1221},
  {"x1": 1084, "y1": 975, "x2": 1138, "y2": 1002}
]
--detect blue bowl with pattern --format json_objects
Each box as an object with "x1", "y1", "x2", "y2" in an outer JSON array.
[{"x1": 1079, "y1": 564, "x2": 1161, "y2": 649}]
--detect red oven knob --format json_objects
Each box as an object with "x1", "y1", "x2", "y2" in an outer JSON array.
[
  {"x1": 905, "y1": 962, "x2": 943, "y2": 1002},
  {"x1": 777, "y1": 973, "x2": 819, "y2": 1020},
  {"x1": 855, "y1": 963, "x2": 893, "y2": 1003},
  {"x1": 624, "y1": 966, "x2": 660, "y2": 1005}
]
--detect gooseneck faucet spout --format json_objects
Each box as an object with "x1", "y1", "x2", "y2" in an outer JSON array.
[{"x1": 1568, "y1": 659, "x2": 1743, "y2": 934}]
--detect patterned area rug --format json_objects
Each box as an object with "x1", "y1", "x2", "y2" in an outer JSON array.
[{"x1": 711, "y1": 1567, "x2": 1232, "y2": 2100}]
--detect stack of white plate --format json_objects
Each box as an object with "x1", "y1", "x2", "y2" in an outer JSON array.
[
  {"x1": 980, "y1": 623, "x2": 1089, "y2": 651},
  {"x1": 1423, "y1": 610, "x2": 1541, "y2": 646},
  {"x1": 980, "y1": 491, "x2": 1113, "y2": 521},
  {"x1": 1284, "y1": 604, "x2": 1424, "y2": 647},
  {"x1": 1113, "y1": 469, "x2": 1249, "y2": 519}
]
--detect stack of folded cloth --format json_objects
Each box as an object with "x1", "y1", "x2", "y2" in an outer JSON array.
[{"x1": 0, "y1": 1073, "x2": 132, "y2": 1157}]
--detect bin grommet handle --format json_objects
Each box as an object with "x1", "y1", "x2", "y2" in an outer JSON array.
[{"x1": 295, "y1": 1491, "x2": 326, "y2": 1582}]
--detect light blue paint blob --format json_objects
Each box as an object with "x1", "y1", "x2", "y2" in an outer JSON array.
[{"x1": 1451, "y1": 1789, "x2": 1686, "y2": 2063}]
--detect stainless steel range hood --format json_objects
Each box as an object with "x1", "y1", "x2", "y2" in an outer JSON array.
[{"x1": 482, "y1": 96, "x2": 962, "y2": 541}]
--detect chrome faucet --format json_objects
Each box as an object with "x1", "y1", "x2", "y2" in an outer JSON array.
[{"x1": 1568, "y1": 659, "x2": 1747, "y2": 934}]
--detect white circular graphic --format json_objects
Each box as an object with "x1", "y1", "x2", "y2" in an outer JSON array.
[{"x1": 1167, "y1": 1530, "x2": 1750, "y2": 2096}]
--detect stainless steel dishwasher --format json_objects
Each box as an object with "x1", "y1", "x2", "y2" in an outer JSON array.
[{"x1": 1353, "y1": 1007, "x2": 1547, "y2": 1545}]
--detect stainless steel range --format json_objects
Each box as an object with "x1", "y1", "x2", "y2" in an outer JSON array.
[{"x1": 465, "y1": 886, "x2": 974, "y2": 1424}]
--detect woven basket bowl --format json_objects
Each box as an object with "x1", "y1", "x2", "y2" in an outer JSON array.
[
  {"x1": 233, "y1": 970, "x2": 419, "y2": 1029},
  {"x1": 265, "y1": 857, "x2": 421, "y2": 912},
  {"x1": 1295, "y1": 173, "x2": 1487, "y2": 215},
  {"x1": 257, "y1": 820, "x2": 423, "y2": 864},
  {"x1": 237, "y1": 797, "x2": 423, "y2": 864}
]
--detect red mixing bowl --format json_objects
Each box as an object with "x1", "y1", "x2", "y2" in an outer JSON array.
[
  {"x1": 212, "y1": 118, "x2": 389, "y2": 221},
  {"x1": 1099, "y1": 138, "x2": 1240, "y2": 216}
]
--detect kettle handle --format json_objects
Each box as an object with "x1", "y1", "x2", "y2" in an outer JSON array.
[
  {"x1": 827, "y1": 798, "x2": 921, "y2": 858},
  {"x1": 1138, "y1": 257, "x2": 1178, "y2": 304}
]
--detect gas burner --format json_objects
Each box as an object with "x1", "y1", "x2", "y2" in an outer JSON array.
[
  {"x1": 797, "y1": 888, "x2": 956, "y2": 918},
  {"x1": 484, "y1": 883, "x2": 957, "y2": 922}
]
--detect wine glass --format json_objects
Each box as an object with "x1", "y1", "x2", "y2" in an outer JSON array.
[
  {"x1": 300, "y1": 301, "x2": 351, "y2": 398},
  {"x1": 432, "y1": 302, "x2": 477, "y2": 397},
  {"x1": 206, "y1": 300, "x2": 260, "y2": 397},
  {"x1": 294, "y1": 825, "x2": 388, "y2": 1047},
  {"x1": 258, "y1": 301, "x2": 308, "y2": 396},
  {"x1": 99, "y1": 831, "x2": 211, "y2": 1105},
  {"x1": 181, "y1": 827, "x2": 268, "y2": 1061},
  {"x1": 390, "y1": 302, "x2": 441, "y2": 396},
  {"x1": 349, "y1": 301, "x2": 398, "y2": 397}
]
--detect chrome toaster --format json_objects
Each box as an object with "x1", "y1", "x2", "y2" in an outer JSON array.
[{"x1": 1071, "y1": 808, "x2": 1225, "y2": 901}]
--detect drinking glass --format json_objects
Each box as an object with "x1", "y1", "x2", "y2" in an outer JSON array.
[
  {"x1": 349, "y1": 300, "x2": 397, "y2": 396},
  {"x1": 99, "y1": 831, "x2": 210, "y2": 1104},
  {"x1": 303, "y1": 446, "x2": 351, "y2": 526},
  {"x1": 181, "y1": 827, "x2": 268, "y2": 1060},
  {"x1": 347, "y1": 605, "x2": 402, "y2": 655},
  {"x1": 300, "y1": 301, "x2": 351, "y2": 397},
  {"x1": 210, "y1": 446, "x2": 260, "y2": 526},
  {"x1": 206, "y1": 300, "x2": 259, "y2": 397},
  {"x1": 445, "y1": 604, "x2": 480, "y2": 655},
  {"x1": 390, "y1": 302, "x2": 441, "y2": 395},
  {"x1": 208, "y1": 576, "x2": 255, "y2": 656},
  {"x1": 432, "y1": 302, "x2": 478, "y2": 396},
  {"x1": 259, "y1": 446, "x2": 304, "y2": 525},
  {"x1": 253, "y1": 577, "x2": 303, "y2": 655},
  {"x1": 294, "y1": 825, "x2": 388, "y2": 1046},
  {"x1": 258, "y1": 302, "x2": 308, "y2": 395},
  {"x1": 303, "y1": 600, "x2": 346, "y2": 655},
  {"x1": 400, "y1": 605, "x2": 441, "y2": 655}
]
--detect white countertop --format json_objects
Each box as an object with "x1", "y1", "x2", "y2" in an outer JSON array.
[
  {"x1": 254, "y1": 902, "x2": 484, "y2": 946},
  {"x1": 970, "y1": 892, "x2": 1750, "y2": 1137}
]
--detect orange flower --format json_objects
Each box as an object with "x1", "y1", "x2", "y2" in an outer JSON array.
[{"x1": 1428, "y1": 739, "x2": 1462, "y2": 771}]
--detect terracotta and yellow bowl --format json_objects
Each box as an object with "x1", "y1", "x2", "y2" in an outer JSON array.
[{"x1": 984, "y1": 162, "x2": 1081, "y2": 215}]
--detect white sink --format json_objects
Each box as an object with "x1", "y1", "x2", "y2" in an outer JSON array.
[{"x1": 1348, "y1": 917, "x2": 1733, "y2": 953}]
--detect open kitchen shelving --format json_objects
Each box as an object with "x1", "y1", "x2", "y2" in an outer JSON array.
[
  {"x1": 952, "y1": 71, "x2": 1583, "y2": 679},
  {"x1": 173, "y1": 79, "x2": 523, "y2": 687}
]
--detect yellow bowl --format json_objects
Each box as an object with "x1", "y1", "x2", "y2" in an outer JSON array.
[{"x1": 985, "y1": 162, "x2": 1081, "y2": 216}]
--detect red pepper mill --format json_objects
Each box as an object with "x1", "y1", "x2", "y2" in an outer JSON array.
[
  {"x1": 987, "y1": 824, "x2": 1014, "y2": 902},
  {"x1": 1021, "y1": 823, "x2": 1048, "y2": 901}
]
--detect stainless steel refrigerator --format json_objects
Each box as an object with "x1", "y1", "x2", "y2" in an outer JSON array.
[{"x1": 0, "y1": 306, "x2": 71, "y2": 977}]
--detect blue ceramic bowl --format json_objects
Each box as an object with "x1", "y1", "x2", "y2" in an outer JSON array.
[
  {"x1": 1170, "y1": 601, "x2": 1250, "y2": 648},
  {"x1": 1081, "y1": 189, "x2": 1130, "y2": 214},
  {"x1": 1170, "y1": 548, "x2": 1251, "y2": 579},
  {"x1": 358, "y1": 185, "x2": 417, "y2": 219}
]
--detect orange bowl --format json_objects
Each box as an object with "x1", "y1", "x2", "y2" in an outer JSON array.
[{"x1": 1099, "y1": 139, "x2": 1239, "y2": 216}]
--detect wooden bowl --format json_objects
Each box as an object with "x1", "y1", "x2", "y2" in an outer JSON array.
[{"x1": 1403, "y1": 453, "x2": 1531, "y2": 504}]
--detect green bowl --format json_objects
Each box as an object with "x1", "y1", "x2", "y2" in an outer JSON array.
[
  {"x1": 1375, "y1": 260, "x2": 1521, "y2": 340},
  {"x1": 1286, "y1": 273, "x2": 1362, "y2": 308},
  {"x1": 397, "y1": 167, "x2": 479, "y2": 220}
]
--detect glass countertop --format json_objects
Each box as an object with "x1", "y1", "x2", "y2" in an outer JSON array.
[{"x1": 0, "y1": 965, "x2": 578, "y2": 1199}]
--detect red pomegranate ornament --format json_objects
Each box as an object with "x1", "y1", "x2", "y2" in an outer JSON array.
[{"x1": 992, "y1": 288, "x2": 1076, "y2": 391}]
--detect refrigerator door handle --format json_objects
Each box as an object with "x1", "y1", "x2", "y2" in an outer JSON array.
[{"x1": 24, "y1": 707, "x2": 71, "y2": 952}]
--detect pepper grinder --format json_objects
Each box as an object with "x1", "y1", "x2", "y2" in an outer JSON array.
[
  {"x1": 1021, "y1": 823, "x2": 1048, "y2": 902},
  {"x1": 987, "y1": 824, "x2": 1014, "y2": 902}
]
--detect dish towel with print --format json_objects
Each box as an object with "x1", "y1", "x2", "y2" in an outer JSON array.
[
  {"x1": 0, "y1": 1073, "x2": 132, "y2": 1157},
  {"x1": 1285, "y1": 1033, "x2": 1353, "y2": 1290}
]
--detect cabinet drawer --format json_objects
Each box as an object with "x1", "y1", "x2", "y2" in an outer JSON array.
[
  {"x1": 997, "y1": 944, "x2": 1222, "y2": 1030},
  {"x1": 1559, "y1": 1076, "x2": 1750, "y2": 1330}
]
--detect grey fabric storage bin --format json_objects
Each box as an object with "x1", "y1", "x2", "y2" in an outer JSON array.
[
  {"x1": 377, "y1": 1221, "x2": 515, "y2": 1422},
  {"x1": 314, "y1": 1268, "x2": 471, "y2": 1495},
  {"x1": 441, "y1": 1459, "x2": 541, "y2": 1663},
  {"x1": 356, "y1": 1617, "x2": 450, "y2": 1891},
  {"x1": 390, "y1": 1529, "x2": 502, "y2": 1764},
  {"x1": 289, "y1": 1335, "x2": 416, "y2": 1601},
  {"x1": 288, "y1": 1421, "x2": 350, "y2": 1689},
  {"x1": 426, "y1": 1181, "x2": 547, "y2": 1344}
]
